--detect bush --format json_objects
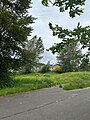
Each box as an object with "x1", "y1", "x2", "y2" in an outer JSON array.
[
  {"x1": 53, "y1": 65, "x2": 62, "y2": 73},
  {"x1": 40, "y1": 63, "x2": 50, "y2": 73}
]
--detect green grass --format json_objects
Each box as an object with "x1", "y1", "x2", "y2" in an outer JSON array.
[{"x1": 0, "y1": 72, "x2": 90, "y2": 96}]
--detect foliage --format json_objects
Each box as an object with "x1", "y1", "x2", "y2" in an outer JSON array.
[
  {"x1": 53, "y1": 65, "x2": 62, "y2": 73},
  {"x1": 80, "y1": 54, "x2": 90, "y2": 71},
  {"x1": 42, "y1": 0, "x2": 90, "y2": 72},
  {"x1": 57, "y1": 43, "x2": 82, "y2": 72},
  {"x1": 42, "y1": 0, "x2": 86, "y2": 18},
  {"x1": 49, "y1": 22, "x2": 90, "y2": 52},
  {"x1": 40, "y1": 61, "x2": 51, "y2": 73},
  {"x1": 22, "y1": 36, "x2": 44, "y2": 73},
  {"x1": 48, "y1": 23, "x2": 89, "y2": 72},
  {"x1": 0, "y1": 71, "x2": 15, "y2": 89},
  {"x1": 0, "y1": 0, "x2": 35, "y2": 84}
]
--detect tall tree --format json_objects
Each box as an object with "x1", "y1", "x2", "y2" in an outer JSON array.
[
  {"x1": 0, "y1": 0, "x2": 35, "y2": 85},
  {"x1": 56, "y1": 42, "x2": 82, "y2": 72},
  {"x1": 22, "y1": 36, "x2": 44, "y2": 73}
]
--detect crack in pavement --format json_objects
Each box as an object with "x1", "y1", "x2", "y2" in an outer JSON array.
[
  {"x1": 0, "y1": 100, "x2": 58, "y2": 119},
  {"x1": 0, "y1": 92, "x2": 79, "y2": 120}
]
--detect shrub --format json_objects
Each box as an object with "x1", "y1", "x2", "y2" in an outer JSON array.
[
  {"x1": 53, "y1": 65, "x2": 62, "y2": 73},
  {"x1": 0, "y1": 72, "x2": 14, "y2": 89},
  {"x1": 40, "y1": 63, "x2": 50, "y2": 73}
]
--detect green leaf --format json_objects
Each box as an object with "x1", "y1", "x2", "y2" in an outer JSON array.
[
  {"x1": 60, "y1": 7, "x2": 64, "y2": 12},
  {"x1": 42, "y1": 0, "x2": 49, "y2": 7}
]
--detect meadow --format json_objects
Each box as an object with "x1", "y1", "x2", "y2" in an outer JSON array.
[{"x1": 0, "y1": 72, "x2": 90, "y2": 96}]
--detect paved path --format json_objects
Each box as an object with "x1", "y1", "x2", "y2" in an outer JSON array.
[{"x1": 0, "y1": 87, "x2": 90, "y2": 120}]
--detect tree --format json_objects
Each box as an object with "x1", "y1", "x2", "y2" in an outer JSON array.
[
  {"x1": 80, "y1": 54, "x2": 90, "y2": 71},
  {"x1": 40, "y1": 61, "x2": 50, "y2": 73},
  {"x1": 48, "y1": 23, "x2": 90, "y2": 72},
  {"x1": 56, "y1": 42, "x2": 82, "y2": 72},
  {"x1": 0, "y1": 0, "x2": 35, "y2": 87},
  {"x1": 42, "y1": 0, "x2": 86, "y2": 18},
  {"x1": 22, "y1": 36, "x2": 44, "y2": 73}
]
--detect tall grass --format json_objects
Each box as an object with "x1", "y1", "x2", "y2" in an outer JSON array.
[{"x1": 0, "y1": 72, "x2": 90, "y2": 96}]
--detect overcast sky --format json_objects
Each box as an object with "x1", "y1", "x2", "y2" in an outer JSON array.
[{"x1": 29, "y1": 0, "x2": 90, "y2": 64}]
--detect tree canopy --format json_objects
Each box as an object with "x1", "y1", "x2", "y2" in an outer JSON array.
[
  {"x1": 42, "y1": 0, "x2": 86, "y2": 18},
  {"x1": 49, "y1": 22, "x2": 90, "y2": 53}
]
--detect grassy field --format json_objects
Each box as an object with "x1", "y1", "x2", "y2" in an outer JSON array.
[{"x1": 0, "y1": 72, "x2": 90, "y2": 96}]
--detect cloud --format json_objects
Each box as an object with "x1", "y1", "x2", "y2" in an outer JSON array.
[{"x1": 40, "y1": 51, "x2": 57, "y2": 64}]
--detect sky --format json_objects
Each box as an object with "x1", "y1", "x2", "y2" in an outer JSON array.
[{"x1": 29, "y1": 0, "x2": 90, "y2": 64}]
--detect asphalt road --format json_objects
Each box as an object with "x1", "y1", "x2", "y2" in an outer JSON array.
[{"x1": 0, "y1": 87, "x2": 90, "y2": 120}]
